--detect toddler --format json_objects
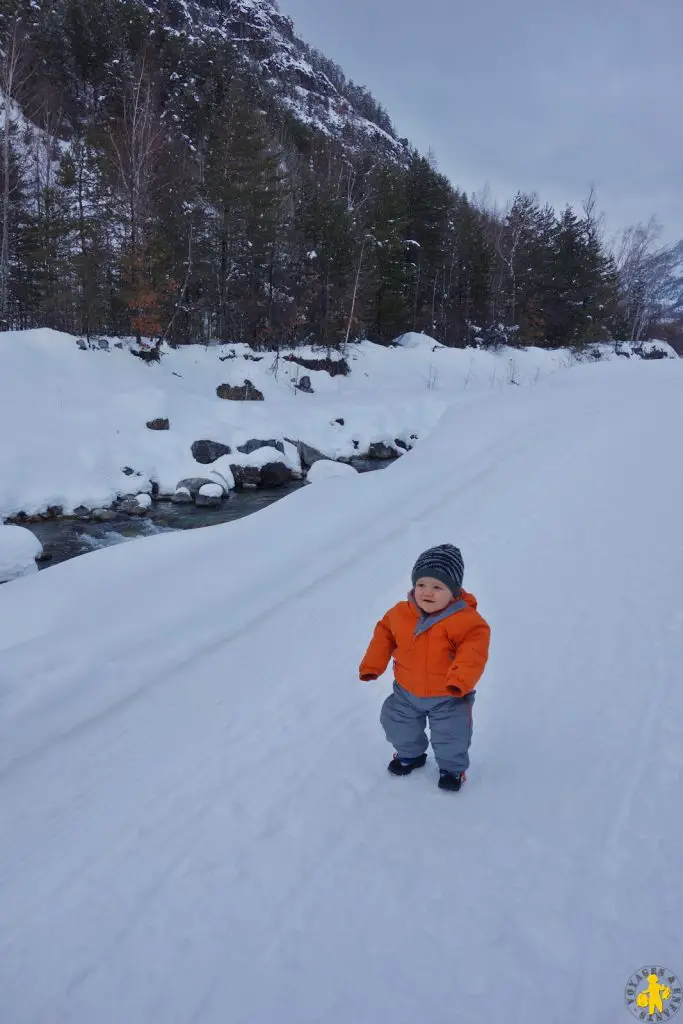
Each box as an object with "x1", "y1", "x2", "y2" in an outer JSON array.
[{"x1": 359, "y1": 544, "x2": 491, "y2": 791}]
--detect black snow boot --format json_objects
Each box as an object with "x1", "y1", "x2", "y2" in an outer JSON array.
[
  {"x1": 387, "y1": 753, "x2": 427, "y2": 776},
  {"x1": 438, "y1": 770, "x2": 466, "y2": 792}
]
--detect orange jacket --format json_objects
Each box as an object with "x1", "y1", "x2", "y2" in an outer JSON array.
[{"x1": 359, "y1": 590, "x2": 490, "y2": 699}]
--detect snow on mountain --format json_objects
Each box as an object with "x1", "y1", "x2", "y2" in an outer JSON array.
[
  {"x1": 132, "y1": 0, "x2": 402, "y2": 153},
  {"x1": 1, "y1": 357, "x2": 682, "y2": 1022}
]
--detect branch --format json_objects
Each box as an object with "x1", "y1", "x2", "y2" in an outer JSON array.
[{"x1": 161, "y1": 227, "x2": 194, "y2": 343}]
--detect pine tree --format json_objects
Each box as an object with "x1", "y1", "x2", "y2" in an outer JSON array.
[
  {"x1": 366, "y1": 165, "x2": 411, "y2": 343},
  {"x1": 404, "y1": 154, "x2": 454, "y2": 334}
]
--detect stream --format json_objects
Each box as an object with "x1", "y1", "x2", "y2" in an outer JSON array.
[{"x1": 25, "y1": 458, "x2": 387, "y2": 570}]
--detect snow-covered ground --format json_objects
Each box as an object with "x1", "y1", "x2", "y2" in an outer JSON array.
[
  {"x1": 1, "y1": 357, "x2": 682, "y2": 1023},
  {"x1": 2, "y1": 327, "x2": 674, "y2": 523}
]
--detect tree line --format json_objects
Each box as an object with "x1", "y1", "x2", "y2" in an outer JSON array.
[{"x1": 1, "y1": 0, "x2": 680, "y2": 351}]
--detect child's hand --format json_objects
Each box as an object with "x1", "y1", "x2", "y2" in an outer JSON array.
[{"x1": 360, "y1": 673, "x2": 378, "y2": 681}]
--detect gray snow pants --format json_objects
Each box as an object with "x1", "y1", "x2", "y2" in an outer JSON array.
[{"x1": 380, "y1": 682, "x2": 475, "y2": 773}]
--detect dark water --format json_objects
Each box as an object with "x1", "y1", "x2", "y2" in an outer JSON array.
[{"x1": 26, "y1": 458, "x2": 389, "y2": 570}]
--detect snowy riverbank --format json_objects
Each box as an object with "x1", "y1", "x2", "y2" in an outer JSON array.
[{"x1": 0, "y1": 328, "x2": 676, "y2": 580}]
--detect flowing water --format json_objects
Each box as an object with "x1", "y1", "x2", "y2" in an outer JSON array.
[{"x1": 24, "y1": 459, "x2": 389, "y2": 570}]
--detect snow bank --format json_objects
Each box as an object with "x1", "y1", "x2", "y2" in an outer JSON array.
[
  {"x1": 0, "y1": 523, "x2": 42, "y2": 582},
  {"x1": 0, "y1": 328, "x2": 675, "y2": 520}
]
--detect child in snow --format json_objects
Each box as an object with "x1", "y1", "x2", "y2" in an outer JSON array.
[{"x1": 359, "y1": 544, "x2": 490, "y2": 792}]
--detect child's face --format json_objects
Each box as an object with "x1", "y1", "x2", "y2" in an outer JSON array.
[{"x1": 413, "y1": 577, "x2": 454, "y2": 613}]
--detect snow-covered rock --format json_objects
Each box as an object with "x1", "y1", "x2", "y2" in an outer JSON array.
[
  {"x1": 115, "y1": 494, "x2": 151, "y2": 516},
  {"x1": 285, "y1": 439, "x2": 327, "y2": 469},
  {"x1": 393, "y1": 332, "x2": 441, "y2": 350},
  {"x1": 363, "y1": 441, "x2": 399, "y2": 460},
  {"x1": 171, "y1": 487, "x2": 193, "y2": 505},
  {"x1": 0, "y1": 523, "x2": 43, "y2": 582},
  {"x1": 175, "y1": 478, "x2": 222, "y2": 499},
  {"x1": 637, "y1": 340, "x2": 678, "y2": 359},
  {"x1": 237, "y1": 439, "x2": 285, "y2": 455},
  {"x1": 601, "y1": 339, "x2": 678, "y2": 360},
  {"x1": 306, "y1": 460, "x2": 359, "y2": 483},
  {"x1": 191, "y1": 440, "x2": 232, "y2": 464},
  {"x1": 92, "y1": 508, "x2": 118, "y2": 522},
  {"x1": 196, "y1": 484, "x2": 224, "y2": 507}
]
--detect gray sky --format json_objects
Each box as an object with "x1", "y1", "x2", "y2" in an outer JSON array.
[{"x1": 280, "y1": 0, "x2": 683, "y2": 244}]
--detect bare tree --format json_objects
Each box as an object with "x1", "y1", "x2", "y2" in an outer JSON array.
[
  {"x1": 108, "y1": 56, "x2": 165, "y2": 342},
  {"x1": 109, "y1": 57, "x2": 164, "y2": 253},
  {"x1": 613, "y1": 219, "x2": 678, "y2": 342},
  {"x1": 343, "y1": 232, "x2": 374, "y2": 350},
  {"x1": 495, "y1": 195, "x2": 527, "y2": 329}
]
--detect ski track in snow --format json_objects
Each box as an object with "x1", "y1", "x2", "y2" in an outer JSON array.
[{"x1": 1, "y1": 362, "x2": 682, "y2": 1023}]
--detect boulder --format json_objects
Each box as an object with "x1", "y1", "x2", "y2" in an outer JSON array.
[
  {"x1": 146, "y1": 417, "x2": 170, "y2": 430},
  {"x1": 365, "y1": 442, "x2": 399, "y2": 460},
  {"x1": 260, "y1": 462, "x2": 291, "y2": 488},
  {"x1": 216, "y1": 380, "x2": 264, "y2": 401},
  {"x1": 237, "y1": 438, "x2": 285, "y2": 455},
  {"x1": 192, "y1": 439, "x2": 232, "y2": 464},
  {"x1": 284, "y1": 438, "x2": 327, "y2": 468},
  {"x1": 92, "y1": 508, "x2": 118, "y2": 522},
  {"x1": 171, "y1": 487, "x2": 193, "y2": 504},
  {"x1": 230, "y1": 465, "x2": 261, "y2": 489},
  {"x1": 283, "y1": 440, "x2": 303, "y2": 478},
  {"x1": 283, "y1": 354, "x2": 350, "y2": 377},
  {"x1": 176, "y1": 477, "x2": 221, "y2": 498},
  {"x1": 115, "y1": 494, "x2": 149, "y2": 516},
  {"x1": 295, "y1": 375, "x2": 314, "y2": 393},
  {"x1": 196, "y1": 483, "x2": 224, "y2": 507}
]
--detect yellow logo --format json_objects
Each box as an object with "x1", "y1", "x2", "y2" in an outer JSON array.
[{"x1": 625, "y1": 967, "x2": 682, "y2": 1020}]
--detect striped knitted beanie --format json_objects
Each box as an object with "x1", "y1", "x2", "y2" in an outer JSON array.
[{"x1": 411, "y1": 544, "x2": 464, "y2": 595}]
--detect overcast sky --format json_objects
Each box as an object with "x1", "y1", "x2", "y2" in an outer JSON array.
[{"x1": 280, "y1": 0, "x2": 683, "y2": 244}]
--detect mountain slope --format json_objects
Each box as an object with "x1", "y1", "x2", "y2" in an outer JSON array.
[
  {"x1": 0, "y1": 0, "x2": 637, "y2": 348},
  {"x1": 1, "y1": 359, "x2": 682, "y2": 1023},
  {"x1": 15, "y1": 0, "x2": 402, "y2": 156}
]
